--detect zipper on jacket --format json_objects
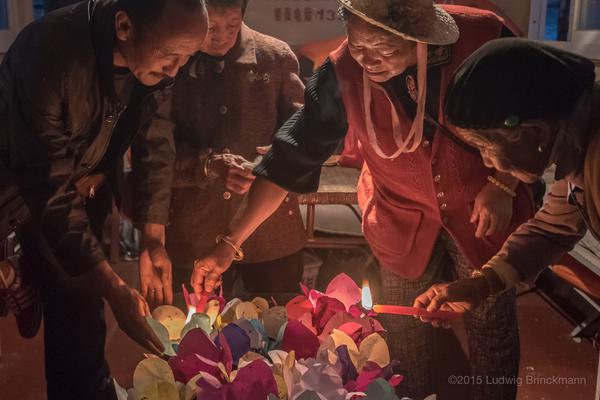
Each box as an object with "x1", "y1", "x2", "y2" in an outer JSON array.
[
  {"x1": 74, "y1": 103, "x2": 128, "y2": 182},
  {"x1": 74, "y1": 79, "x2": 171, "y2": 183}
]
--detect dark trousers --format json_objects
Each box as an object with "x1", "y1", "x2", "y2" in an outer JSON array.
[
  {"x1": 379, "y1": 232, "x2": 520, "y2": 400},
  {"x1": 17, "y1": 186, "x2": 117, "y2": 400}
]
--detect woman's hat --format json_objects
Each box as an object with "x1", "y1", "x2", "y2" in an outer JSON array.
[
  {"x1": 338, "y1": 0, "x2": 459, "y2": 45},
  {"x1": 445, "y1": 38, "x2": 596, "y2": 130}
]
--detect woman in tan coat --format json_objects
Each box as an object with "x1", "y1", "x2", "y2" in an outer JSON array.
[{"x1": 137, "y1": 0, "x2": 306, "y2": 301}]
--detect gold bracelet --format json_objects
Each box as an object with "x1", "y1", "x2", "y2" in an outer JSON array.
[
  {"x1": 487, "y1": 176, "x2": 516, "y2": 198},
  {"x1": 203, "y1": 155, "x2": 211, "y2": 178},
  {"x1": 470, "y1": 269, "x2": 494, "y2": 295},
  {"x1": 216, "y1": 234, "x2": 244, "y2": 261},
  {"x1": 472, "y1": 267, "x2": 505, "y2": 294}
]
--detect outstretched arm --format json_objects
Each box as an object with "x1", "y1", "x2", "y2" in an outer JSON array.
[{"x1": 190, "y1": 58, "x2": 350, "y2": 295}]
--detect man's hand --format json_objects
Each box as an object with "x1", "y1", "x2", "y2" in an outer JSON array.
[
  {"x1": 191, "y1": 242, "x2": 236, "y2": 295},
  {"x1": 140, "y1": 224, "x2": 173, "y2": 309},
  {"x1": 106, "y1": 282, "x2": 164, "y2": 355},
  {"x1": 470, "y1": 183, "x2": 514, "y2": 238},
  {"x1": 88, "y1": 261, "x2": 164, "y2": 355},
  {"x1": 413, "y1": 278, "x2": 490, "y2": 328}
]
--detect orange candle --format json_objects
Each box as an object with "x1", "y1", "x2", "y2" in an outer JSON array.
[
  {"x1": 182, "y1": 284, "x2": 191, "y2": 309},
  {"x1": 196, "y1": 293, "x2": 208, "y2": 313},
  {"x1": 182, "y1": 284, "x2": 208, "y2": 314},
  {"x1": 372, "y1": 304, "x2": 461, "y2": 320}
]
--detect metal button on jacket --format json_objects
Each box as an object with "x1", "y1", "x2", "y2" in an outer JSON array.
[
  {"x1": 223, "y1": 191, "x2": 232, "y2": 200},
  {"x1": 219, "y1": 105, "x2": 228, "y2": 115},
  {"x1": 433, "y1": 174, "x2": 441, "y2": 183}
]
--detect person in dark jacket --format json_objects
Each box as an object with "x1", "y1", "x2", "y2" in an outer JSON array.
[{"x1": 0, "y1": 0, "x2": 207, "y2": 399}]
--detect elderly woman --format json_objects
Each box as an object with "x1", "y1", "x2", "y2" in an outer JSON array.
[
  {"x1": 190, "y1": 1, "x2": 536, "y2": 398},
  {"x1": 415, "y1": 39, "x2": 599, "y2": 320}
]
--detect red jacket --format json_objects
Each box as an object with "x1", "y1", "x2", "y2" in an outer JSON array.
[{"x1": 331, "y1": 5, "x2": 535, "y2": 278}]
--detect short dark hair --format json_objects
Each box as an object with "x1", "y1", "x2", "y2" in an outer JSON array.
[
  {"x1": 117, "y1": 0, "x2": 205, "y2": 28},
  {"x1": 205, "y1": 0, "x2": 249, "y2": 13}
]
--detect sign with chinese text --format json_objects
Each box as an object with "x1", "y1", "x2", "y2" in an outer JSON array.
[{"x1": 245, "y1": 0, "x2": 345, "y2": 46}]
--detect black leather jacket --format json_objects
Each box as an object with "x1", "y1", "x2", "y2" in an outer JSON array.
[{"x1": 0, "y1": 0, "x2": 173, "y2": 275}]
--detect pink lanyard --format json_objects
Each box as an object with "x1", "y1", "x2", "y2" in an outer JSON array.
[{"x1": 363, "y1": 42, "x2": 429, "y2": 159}]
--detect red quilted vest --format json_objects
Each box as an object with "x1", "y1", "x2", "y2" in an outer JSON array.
[{"x1": 331, "y1": 5, "x2": 535, "y2": 278}]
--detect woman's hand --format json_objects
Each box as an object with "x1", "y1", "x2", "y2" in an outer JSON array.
[
  {"x1": 413, "y1": 278, "x2": 490, "y2": 328},
  {"x1": 225, "y1": 163, "x2": 255, "y2": 195},
  {"x1": 191, "y1": 242, "x2": 237, "y2": 295},
  {"x1": 471, "y1": 183, "x2": 514, "y2": 238},
  {"x1": 208, "y1": 153, "x2": 256, "y2": 195}
]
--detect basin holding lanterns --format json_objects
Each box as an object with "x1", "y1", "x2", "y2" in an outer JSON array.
[{"x1": 119, "y1": 274, "x2": 406, "y2": 400}]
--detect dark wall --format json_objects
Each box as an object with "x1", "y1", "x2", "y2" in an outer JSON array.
[{"x1": 44, "y1": 0, "x2": 82, "y2": 13}]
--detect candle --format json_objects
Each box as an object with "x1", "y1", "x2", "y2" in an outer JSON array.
[
  {"x1": 196, "y1": 293, "x2": 208, "y2": 314},
  {"x1": 185, "y1": 304, "x2": 197, "y2": 324},
  {"x1": 182, "y1": 284, "x2": 209, "y2": 324},
  {"x1": 182, "y1": 284, "x2": 208, "y2": 315},
  {"x1": 182, "y1": 284, "x2": 191, "y2": 309},
  {"x1": 372, "y1": 304, "x2": 461, "y2": 320},
  {"x1": 361, "y1": 279, "x2": 460, "y2": 320},
  {"x1": 361, "y1": 279, "x2": 373, "y2": 310}
]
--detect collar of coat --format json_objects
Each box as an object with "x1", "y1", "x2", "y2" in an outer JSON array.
[
  {"x1": 187, "y1": 24, "x2": 257, "y2": 78},
  {"x1": 225, "y1": 24, "x2": 258, "y2": 66}
]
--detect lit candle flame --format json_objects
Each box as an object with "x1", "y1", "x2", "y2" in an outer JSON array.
[
  {"x1": 185, "y1": 304, "x2": 196, "y2": 324},
  {"x1": 361, "y1": 279, "x2": 373, "y2": 310}
]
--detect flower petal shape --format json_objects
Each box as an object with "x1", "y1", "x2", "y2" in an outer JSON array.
[
  {"x1": 325, "y1": 274, "x2": 361, "y2": 312},
  {"x1": 282, "y1": 320, "x2": 320, "y2": 360},
  {"x1": 216, "y1": 323, "x2": 251, "y2": 365},
  {"x1": 313, "y1": 297, "x2": 346, "y2": 335},
  {"x1": 285, "y1": 295, "x2": 313, "y2": 320},
  {"x1": 133, "y1": 358, "x2": 175, "y2": 392}
]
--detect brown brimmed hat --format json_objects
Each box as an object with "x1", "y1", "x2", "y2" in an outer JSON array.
[{"x1": 338, "y1": 0, "x2": 459, "y2": 45}]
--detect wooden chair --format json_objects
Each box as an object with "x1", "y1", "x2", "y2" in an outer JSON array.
[{"x1": 297, "y1": 165, "x2": 367, "y2": 249}]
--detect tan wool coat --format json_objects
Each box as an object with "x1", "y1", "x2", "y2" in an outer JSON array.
[{"x1": 156, "y1": 25, "x2": 307, "y2": 269}]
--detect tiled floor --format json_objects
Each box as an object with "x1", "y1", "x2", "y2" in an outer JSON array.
[{"x1": 0, "y1": 262, "x2": 597, "y2": 399}]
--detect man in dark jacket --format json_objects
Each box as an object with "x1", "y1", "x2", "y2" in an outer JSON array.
[{"x1": 0, "y1": 0, "x2": 207, "y2": 398}]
